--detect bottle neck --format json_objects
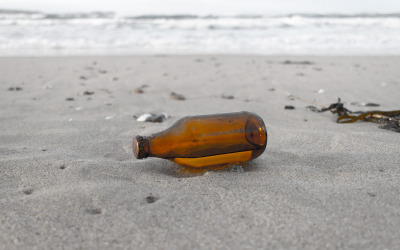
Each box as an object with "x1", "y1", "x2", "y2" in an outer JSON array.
[{"x1": 132, "y1": 135, "x2": 150, "y2": 159}]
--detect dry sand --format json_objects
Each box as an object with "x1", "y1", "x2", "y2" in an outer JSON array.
[{"x1": 1, "y1": 55, "x2": 399, "y2": 249}]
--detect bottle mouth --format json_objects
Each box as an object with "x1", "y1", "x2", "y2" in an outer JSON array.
[{"x1": 132, "y1": 135, "x2": 149, "y2": 159}]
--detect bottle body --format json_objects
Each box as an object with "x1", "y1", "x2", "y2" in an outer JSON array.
[{"x1": 133, "y1": 111, "x2": 267, "y2": 169}]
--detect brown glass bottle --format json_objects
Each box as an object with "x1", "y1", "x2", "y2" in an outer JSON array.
[{"x1": 133, "y1": 111, "x2": 267, "y2": 169}]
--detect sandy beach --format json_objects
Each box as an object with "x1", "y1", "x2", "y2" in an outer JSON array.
[{"x1": 1, "y1": 55, "x2": 399, "y2": 249}]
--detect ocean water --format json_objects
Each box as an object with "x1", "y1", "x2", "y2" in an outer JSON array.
[{"x1": 1, "y1": 9, "x2": 400, "y2": 56}]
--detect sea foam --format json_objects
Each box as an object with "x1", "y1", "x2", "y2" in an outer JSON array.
[{"x1": 1, "y1": 10, "x2": 399, "y2": 55}]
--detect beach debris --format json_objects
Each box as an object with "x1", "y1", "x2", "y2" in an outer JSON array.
[
  {"x1": 105, "y1": 116, "x2": 114, "y2": 120},
  {"x1": 350, "y1": 102, "x2": 380, "y2": 107},
  {"x1": 135, "y1": 112, "x2": 169, "y2": 123},
  {"x1": 282, "y1": 60, "x2": 313, "y2": 65},
  {"x1": 86, "y1": 208, "x2": 102, "y2": 215},
  {"x1": 132, "y1": 88, "x2": 144, "y2": 94},
  {"x1": 23, "y1": 188, "x2": 33, "y2": 195},
  {"x1": 170, "y1": 92, "x2": 186, "y2": 100},
  {"x1": 221, "y1": 94, "x2": 234, "y2": 99},
  {"x1": 8, "y1": 86, "x2": 23, "y2": 91},
  {"x1": 65, "y1": 97, "x2": 75, "y2": 101},
  {"x1": 146, "y1": 194, "x2": 158, "y2": 204},
  {"x1": 79, "y1": 76, "x2": 87, "y2": 80},
  {"x1": 307, "y1": 98, "x2": 400, "y2": 132},
  {"x1": 276, "y1": 88, "x2": 400, "y2": 133},
  {"x1": 317, "y1": 88, "x2": 325, "y2": 94},
  {"x1": 83, "y1": 91, "x2": 94, "y2": 95},
  {"x1": 75, "y1": 106, "x2": 84, "y2": 111},
  {"x1": 284, "y1": 105, "x2": 295, "y2": 110},
  {"x1": 131, "y1": 84, "x2": 148, "y2": 94},
  {"x1": 132, "y1": 112, "x2": 267, "y2": 170}
]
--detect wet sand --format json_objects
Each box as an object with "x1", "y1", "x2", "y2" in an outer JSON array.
[{"x1": 1, "y1": 55, "x2": 399, "y2": 249}]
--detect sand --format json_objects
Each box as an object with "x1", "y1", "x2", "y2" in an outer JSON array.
[{"x1": 1, "y1": 55, "x2": 399, "y2": 249}]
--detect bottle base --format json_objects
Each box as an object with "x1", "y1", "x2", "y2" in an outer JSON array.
[{"x1": 172, "y1": 150, "x2": 253, "y2": 169}]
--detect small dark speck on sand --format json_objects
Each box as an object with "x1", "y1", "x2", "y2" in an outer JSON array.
[
  {"x1": 65, "y1": 97, "x2": 75, "y2": 101},
  {"x1": 367, "y1": 192, "x2": 376, "y2": 197},
  {"x1": 195, "y1": 58, "x2": 203, "y2": 62},
  {"x1": 99, "y1": 70, "x2": 107, "y2": 74},
  {"x1": 8, "y1": 87, "x2": 23, "y2": 91},
  {"x1": 379, "y1": 169, "x2": 384, "y2": 172},
  {"x1": 269, "y1": 88, "x2": 275, "y2": 91},
  {"x1": 283, "y1": 60, "x2": 313, "y2": 65},
  {"x1": 221, "y1": 94, "x2": 234, "y2": 99},
  {"x1": 350, "y1": 102, "x2": 380, "y2": 107},
  {"x1": 79, "y1": 76, "x2": 87, "y2": 80},
  {"x1": 86, "y1": 208, "x2": 102, "y2": 215},
  {"x1": 83, "y1": 91, "x2": 94, "y2": 95},
  {"x1": 170, "y1": 92, "x2": 186, "y2": 100},
  {"x1": 23, "y1": 189, "x2": 34, "y2": 195},
  {"x1": 60, "y1": 165, "x2": 66, "y2": 169},
  {"x1": 365, "y1": 103, "x2": 380, "y2": 107},
  {"x1": 132, "y1": 88, "x2": 144, "y2": 94},
  {"x1": 285, "y1": 105, "x2": 295, "y2": 110},
  {"x1": 146, "y1": 195, "x2": 158, "y2": 204}
]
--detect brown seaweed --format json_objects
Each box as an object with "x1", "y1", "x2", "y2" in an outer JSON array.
[{"x1": 307, "y1": 98, "x2": 400, "y2": 132}]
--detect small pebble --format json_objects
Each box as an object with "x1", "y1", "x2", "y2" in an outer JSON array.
[
  {"x1": 365, "y1": 103, "x2": 380, "y2": 107},
  {"x1": 285, "y1": 105, "x2": 295, "y2": 110},
  {"x1": 8, "y1": 87, "x2": 23, "y2": 91},
  {"x1": 105, "y1": 116, "x2": 114, "y2": 120},
  {"x1": 136, "y1": 113, "x2": 168, "y2": 122},
  {"x1": 65, "y1": 97, "x2": 74, "y2": 101},
  {"x1": 170, "y1": 92, "x2": 185, "y2": 100},
  {"x1": 83, "y1": 91, "x2": 94, "y2": 95},
  {"x1": 23, "y1": 189, "x2": 33, "y2": 195},
  {"x1": 146, "y1": 195, "x2": 157, "y2": 203},
  {"x1": 221, "y1": 94, "x2": 234, "y2": 100},
  {"x1": 132, "y1": 88, "x2": 144, "y2": 94}
]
